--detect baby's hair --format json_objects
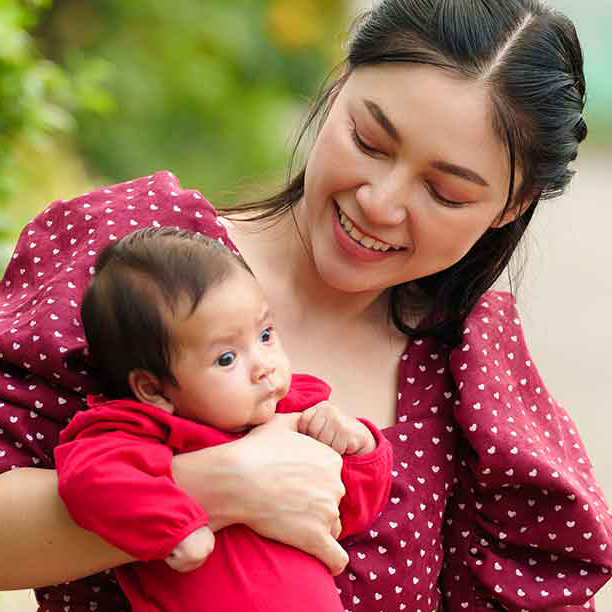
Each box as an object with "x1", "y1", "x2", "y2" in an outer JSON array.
[{"x1": 81, "y1": 226, "x2": 252, "y2": 399}]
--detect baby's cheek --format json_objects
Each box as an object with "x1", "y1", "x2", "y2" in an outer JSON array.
[
  {"x1": 280, "y1": 354, "x2": 292, "y2": 389},
  {"x1": 280, "y1": 368, "x2": 292, "y2": 397}
]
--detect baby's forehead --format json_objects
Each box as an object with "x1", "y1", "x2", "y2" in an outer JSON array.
[{"x1": 167, "y1": 272, "x2": 268, "y2": 347}]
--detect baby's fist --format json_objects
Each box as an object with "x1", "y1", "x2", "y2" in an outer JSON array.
[
  {"x1": 165, "y1": 525, "x2": 215, "y2": 573},
  {"x1": 298, "y1": 401, "x2": 376, "y2": 456}
]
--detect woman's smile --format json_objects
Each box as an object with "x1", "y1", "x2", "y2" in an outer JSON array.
[
  {"x1": 332, "y1": 202, "x2": 408, "y2": 264},
  {"x1": 336, "y1": 203, "x2": 405, "y2": 252}
]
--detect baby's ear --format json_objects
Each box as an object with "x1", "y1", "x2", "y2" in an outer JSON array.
[{"x1": 128, "y1": 369, "x2": 175, "y2": 414}]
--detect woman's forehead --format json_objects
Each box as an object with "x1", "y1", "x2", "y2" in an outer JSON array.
[
  {"x1": 340, "y1": 63, "x2": 511, "y2": 183},
  {"x1": 345, "y1": 64, "x2": 493, "y2": 139}
]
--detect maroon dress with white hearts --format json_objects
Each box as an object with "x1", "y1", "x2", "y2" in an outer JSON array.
[{"x1": 1, "y1": 171, "x2": 611, "y2": 611}]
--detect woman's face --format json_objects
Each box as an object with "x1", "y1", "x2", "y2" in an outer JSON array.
[{"x1": 300, "y1": 63, "x2": 522, "y2": 296}]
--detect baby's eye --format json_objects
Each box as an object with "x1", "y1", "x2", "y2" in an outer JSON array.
[
  {"x1": 260, "y1": 327, "x2": 273, "y2": 343},
  {"x1": 216, "y1": 352, "x2": 236, "y2": 367}
]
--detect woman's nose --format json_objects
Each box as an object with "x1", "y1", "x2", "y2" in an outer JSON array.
[{"x1": 356, "y1": 175, "x2": 409, "y2": 225}]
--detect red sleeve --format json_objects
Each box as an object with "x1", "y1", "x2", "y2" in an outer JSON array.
[
  {"x1": 441, "y1": 292, "x2": 612, "y2": 611},
  {"x1": 54, "y1": 403, "x2": 208, "y2": 561},
  {"x1": 277, "y1": 374, "x2": 393, "y2": 539},
  {"x1": 338, "y1": 418, "x2": 393, "y2": 539},
  {"x1": 275, "y1": 373, "x2": 332, "y2": 413}
]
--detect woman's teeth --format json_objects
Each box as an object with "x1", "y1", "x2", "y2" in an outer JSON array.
[{"x1": 338, "y1": 209, "x2": 400, "y2": 252}]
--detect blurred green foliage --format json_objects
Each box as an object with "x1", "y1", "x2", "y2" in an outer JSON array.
[
  {"x1": 0, "y1": 0, "x2": 349, "y2": 272},
  {"x1": 0, "y1": 0, "x2": 63, "y2": 246},
  {"x1": 39, "y1": 0, "x2": 349, "y2": 206},
  {"x1": 0, "y1": 0, "x2": 109, "y2": 265}
]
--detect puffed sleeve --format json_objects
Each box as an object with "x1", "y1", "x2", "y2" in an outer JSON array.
[
  {"x1": 0, "y1": 170, "x2": 230, "y2": 473},
  {"x1": 440, "y1": 291, "x2": 612, "y2": 611},
  {"x1": 0, "y1": 171, "x2": 230, "y2": 607}
]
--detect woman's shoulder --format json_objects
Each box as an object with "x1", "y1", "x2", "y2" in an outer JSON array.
[
  {"x1": 465, "y1": 289, "x2": 518, "y2": 323},
  {"x1": 34, "y1": 170, "x2": 223, "y2": 236},
  {"x1": 449, "y1": 289, "x2": 533, "y2": 380},
  {"x1": 461, "y1": 289, "x2": 525, "y2": 346},
  {"x1": 4, "y1": 169, "x2": 233, "y2": 323},
  {"x1": 6, "y1": 170, "x2": 234, "y2": 306},
  {"x1": 0, "y1": 171, "x2": 234, "y2": 473}
]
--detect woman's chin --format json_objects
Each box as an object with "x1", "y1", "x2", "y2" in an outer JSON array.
[{"x1": 314, "y1": 258, "x2": 384, "y2": 296}]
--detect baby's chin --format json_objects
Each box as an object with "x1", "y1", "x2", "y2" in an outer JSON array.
[
  {"x1": 275, "y1": 378, "x2": 291, "y2": 402},
  {"x1": 230, "y1": 380, "x2": 292, "y2": 432}
]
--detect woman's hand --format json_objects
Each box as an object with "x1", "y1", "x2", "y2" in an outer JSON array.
[
  {"x1": 237, "y1": 413, "x2": 349, "y2": 574},
  {"x1": 172, "y1": 412, "x2": 349, "y2": 576}
]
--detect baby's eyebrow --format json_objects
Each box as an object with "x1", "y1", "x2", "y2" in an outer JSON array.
[
  {"x1": 207, "y1": 332, "x2": 239, "y2": 348},
  {"x1": 258, "y1": 307, "x2": 272, "y2": 325}
]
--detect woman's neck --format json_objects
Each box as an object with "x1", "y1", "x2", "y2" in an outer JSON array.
[{"x1": 221, "y1": 208, "x2": 390, "y2": 332}]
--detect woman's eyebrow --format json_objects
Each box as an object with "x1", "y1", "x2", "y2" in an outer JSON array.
[
  {"x1": 431, "y1": 161, "x2": 489, "y2": 187},
  {"x1": 364, "y1": 99, "x2": 400, "y2": 143},
  {"x1": 363, "y1": 99, "x2": 489, "y2": 188}
]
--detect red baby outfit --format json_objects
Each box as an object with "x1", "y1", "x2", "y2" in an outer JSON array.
[
  {"x1": 54, "y1": 375, "x2": 393, "y2": 612},
  {"x1": 1, "y1": 171, "x2": 611, "y2": 612}
]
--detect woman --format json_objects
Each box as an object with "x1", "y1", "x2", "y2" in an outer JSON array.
[{"x1": 1, "y1": 0, "x2": 610, "y2": 610}]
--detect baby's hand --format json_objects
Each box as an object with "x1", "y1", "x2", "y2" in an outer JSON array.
[
  {"x1": 165, "y1": 525, "x2": 215, "y2": 573},
  {"x1": 298, "y1": 401, "x2": 376, "y2": 456}
]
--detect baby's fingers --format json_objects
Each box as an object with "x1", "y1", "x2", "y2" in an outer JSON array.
[
  {"x1": 330, "y1": 433, "x2": 349, "y2": 455},
  {"x1": 297, "y1": 406, "x2": 316, "y2": 434},
  {"x1": 299, "y1": 407, "x2": 327, "y2": 440}
]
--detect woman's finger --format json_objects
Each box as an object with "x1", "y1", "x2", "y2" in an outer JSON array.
[
  {"x1": 303, "y1": 534, "x2": 349, "y2": 576},
  {"x1": 331, "y1": 517, "x2": 343, "y2": 540}
]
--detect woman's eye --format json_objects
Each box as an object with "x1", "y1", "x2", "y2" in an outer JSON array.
[
  {"x1": 427, "y1": 184, "x2": 468, "y2": 208},
  {"x1": 350, "y1": 124, "x2": 381, "y2": 156},
  {"x1": 216, "y1": 352, "x2": 236, "y2": 367},
  {"x1": 260, "y1": 327, "x2": 273, "y2": 343}
]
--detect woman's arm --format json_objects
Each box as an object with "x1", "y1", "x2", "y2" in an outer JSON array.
[
  {"x1": 442, "y1": 292, "x2": 612, "y2": 609},
  {"x1": 0, "y1": 413, "x2": 347, "y2": 589},
  {"x1": 0, "y1": 467, "x2": 131, "y2": 589}
]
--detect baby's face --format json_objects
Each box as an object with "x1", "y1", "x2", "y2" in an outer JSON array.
[{"x1": 162, "y1": 267, "x2": 291, "y2": 432}]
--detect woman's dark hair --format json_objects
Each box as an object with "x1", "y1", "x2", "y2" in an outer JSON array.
[
  {"x1": 221, "y1": 0, "x2": 587, "y2": 346},
  {"x1": 81, "y1": 227, "x2": 252, "y2": 399}
]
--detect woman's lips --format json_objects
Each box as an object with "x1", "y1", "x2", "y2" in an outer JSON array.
[
  {"x1": 332, "y1": 204, "x2": 405, "y2": 263},
  {"x1": 336, "y1": 205, "x2": 404, "y2": 251}
]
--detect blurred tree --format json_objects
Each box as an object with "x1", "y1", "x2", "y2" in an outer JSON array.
[
  {"x1": 38, "y1": 0, "x2": 350, "y2": 206},
  {"x1": 0, "y1": 0, "x2": 110, "y2": 266}
]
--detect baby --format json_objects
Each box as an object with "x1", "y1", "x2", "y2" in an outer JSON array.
[{"x1": 55, "y1": 227, "x2": 392, "y2": 612}]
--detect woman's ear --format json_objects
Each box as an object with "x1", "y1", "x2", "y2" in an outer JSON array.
[{"x1": 128, "y1": 369, "x2": 175, "y2": 414}]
